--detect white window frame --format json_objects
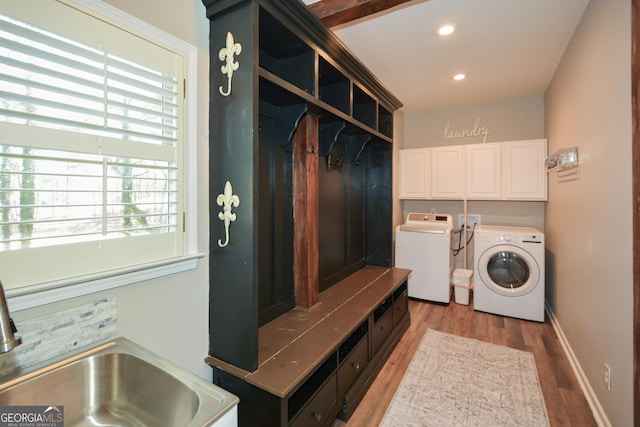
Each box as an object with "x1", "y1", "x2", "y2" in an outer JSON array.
[{"x1": 5, "y1": 0, "x2": 201, "y2": 311}]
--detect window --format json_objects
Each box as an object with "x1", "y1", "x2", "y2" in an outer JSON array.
[{"x1": 0, "y1": 0, "x2": 197, "y2": 296}]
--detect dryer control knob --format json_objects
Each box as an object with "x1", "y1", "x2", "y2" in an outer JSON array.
[{"x1": 503, "y1": 234, "x2": 512, "y2": 242}]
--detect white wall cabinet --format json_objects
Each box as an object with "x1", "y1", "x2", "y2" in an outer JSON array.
[
  {"x1": 466, "y1": 142, "x2": 501, "y2": 199},
  {"x1": 398, "y1": 139, "x2": 547, "y2": 201},
  {"x1": 431, "y1": 146, "x2": 465, "y2": 199},
  {"x1": 399, "y1": 148, "x2": 431, "y2": 199},
  {"x1": 503, "y1": 139, "x2": 547, "y2": 200}
]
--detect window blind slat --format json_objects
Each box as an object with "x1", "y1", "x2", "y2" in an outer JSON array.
[
  {"x1": 0, "y1": 109, "x2": 177, "y2": 145},
  {"x1": 0, "y1": 90, "x2": 103, "y2": 121},
  {"x1": 107, "y1": 86, "x2": 177, "y2": 113},
  {"x1": 0, "y1": 72, "x2": 104, "y2": 108},
  {"x1": 107, "y1": 112, "x2": 177, "y2": 134},
  {"x1": 107, "y1": 69, "x2": 177, "y2": 99},
  {"x1": 0, "y1": 16, "x2": 104, "y2": 65},
  {"x1": 0, "y1": 37, "x2": 103, "y2": 79},
  {"x1": 0, "y1": 55, "x2": 104, "y2": 94},
  {"x1": 107, "y1": 98, "x2": 177, "y2": 122},
  {"x1": 108, "y1": 54, "x2": 176, "y2": 87}
]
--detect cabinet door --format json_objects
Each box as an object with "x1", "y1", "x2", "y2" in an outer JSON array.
[
  {"x1": 466, "y1": 143, "x2": 501, "y2": 199},
  {"x1": 503, "y1": 139, "x2": 547, "y2": 200},
  {"x1": 431, "y1": 145, "x2": 465, "y2": 199},
  {"x1": 399, "y1": 148, "x2": 431, "y2": 199}
]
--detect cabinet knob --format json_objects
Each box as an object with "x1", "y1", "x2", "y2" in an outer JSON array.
[
  {"x1": 352, "y1": 362, "x2": 360, "y2": 370},
  {"x1": 312, "y1": 412, "x2": 322, "y2": 422}
]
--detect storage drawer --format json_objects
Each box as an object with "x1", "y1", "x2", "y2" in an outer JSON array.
[
  {"x1": 290, "y1": 373, "x2": 337, "y2": 427},
  {"x1": 337, "y1": 335, "x2": 368, "y2": 399},
  {"x1": 373, "y1": 297, "x2": 392, "y2": 323},
  {"x1": 392, "y1": 291, "x2": 408, "y2": 328},
  {"x1": 371, "y1": 309, "x2": 393, "y2": 356}
]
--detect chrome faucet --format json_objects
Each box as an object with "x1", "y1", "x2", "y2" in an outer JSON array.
[{"x1": 0, "y1": 280, "x2": 21, "y2": 353}]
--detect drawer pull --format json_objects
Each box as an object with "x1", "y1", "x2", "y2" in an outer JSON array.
[
  {"x1": 351, "y1": 362, "x2": 360, "y2": 370},
  {"x1": 312, "y1": 412, "x2": 322, "y2": 422}
]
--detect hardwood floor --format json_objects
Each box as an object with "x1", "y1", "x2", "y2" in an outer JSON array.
[{"x1": 336, "y1": 298, "x2": 597, "y2": 426}]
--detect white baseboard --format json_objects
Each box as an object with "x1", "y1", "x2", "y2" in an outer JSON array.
[{"x1": 545, "y1": 302, "x2": 611, "y2": 427}]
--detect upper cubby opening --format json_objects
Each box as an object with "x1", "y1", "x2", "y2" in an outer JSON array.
[
  {"x1": 353, "y1": 84, "x2": 376, "y2": 130},
  {"x1": 318, "y1": 56, "x2": 350, "y2": 115},
  {"x1": 259, "y1": 7, "x2": 315, "y2": 95},
  {"x1": 378, "y1": 104, "x2": 393, "y2": 138}
]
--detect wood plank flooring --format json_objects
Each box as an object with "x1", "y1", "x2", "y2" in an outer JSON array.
[{"x1": 334, "y1": 298, "x2": 597, "y2": 426}]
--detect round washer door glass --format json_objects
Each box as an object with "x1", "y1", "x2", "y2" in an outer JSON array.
[
  {"x1": 487, "y1": 251, "x2": 529, "y2": 289},
  {"x1": 478, "y1": 244, "x2": 540, "y2": 297}
]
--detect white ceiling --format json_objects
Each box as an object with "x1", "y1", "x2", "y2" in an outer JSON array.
[{"x1": 304, "y1": 0, "x2": 590, "y2": 112}]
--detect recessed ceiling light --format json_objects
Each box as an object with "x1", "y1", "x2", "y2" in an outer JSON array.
[
  {"x1": 452, "y1": 73, "x2": 466, "y2": 81},
  {"x1": 437, "y1": 25, "x2": 455, "y2": 36}
]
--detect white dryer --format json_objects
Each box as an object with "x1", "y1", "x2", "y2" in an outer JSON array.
[
  {"x1": 395, "y1": 213, "x2": 453, "y2": 303},
  {"x1": 473, "y1": 225, "x2": 545, "y2": 322}
]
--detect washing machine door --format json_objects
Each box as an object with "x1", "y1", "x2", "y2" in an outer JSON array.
[{"x1": 477, "y1": 245, "x2": 540, "y2": 297}]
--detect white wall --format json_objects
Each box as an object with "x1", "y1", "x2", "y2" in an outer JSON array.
[
  {"x1": 544, "y1": 0, "x2": 632, "y2": 424},
  {"x1": 11, "y1": 0, "x2": 214, "y2": 381}
]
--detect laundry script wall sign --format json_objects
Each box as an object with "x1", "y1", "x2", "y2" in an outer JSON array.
[{"x1": 443, "y1": 117, "x2": 490, "y2": 143}]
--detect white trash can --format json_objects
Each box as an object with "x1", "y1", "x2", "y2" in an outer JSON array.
[{"x1": 452, "y1": 268, "x2": 473, "y2": 305}]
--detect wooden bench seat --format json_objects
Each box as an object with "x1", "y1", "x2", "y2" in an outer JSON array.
[{"x1": 206, "y1": 266, "x2": 410, "y2": 427}]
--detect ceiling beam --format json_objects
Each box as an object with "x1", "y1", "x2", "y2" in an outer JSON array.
[{"x1": 308, "y1": 0, "x2": 417, "y2": 28}]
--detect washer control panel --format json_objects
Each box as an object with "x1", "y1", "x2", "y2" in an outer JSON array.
[
  {"x1": 403, "y1": 213, "x2": 453, "y2": 229},
  {"x1": 475, "y1": 225, "x2": 544, "y2": 245},
  {"x1": 405, "y1": 213, "x2": 452, "y2": 224}
]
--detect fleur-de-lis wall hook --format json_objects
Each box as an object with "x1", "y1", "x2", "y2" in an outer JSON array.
[
  {"x1": 216, "y1": 180, "x2": 240, "y2": 248},
  {"x1": 218, "y1": 32, "x2": 242, "y2": 96}
]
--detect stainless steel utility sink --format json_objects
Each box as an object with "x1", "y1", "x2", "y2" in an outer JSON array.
[{"x1": 0, "y1": 338, "x2": 238, "y2": 426}]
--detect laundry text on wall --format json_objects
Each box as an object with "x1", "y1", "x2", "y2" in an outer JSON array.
[{"x1": 443, "y1": 117, "x2": 490, "y2": 144}]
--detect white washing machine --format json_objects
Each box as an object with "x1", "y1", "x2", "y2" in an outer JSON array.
[
  {"x1": 395, "y1": 213, "x2": 453, "y2": 303},
  {"x1": 473, "y1": 225, "x2": 545, "y2": 322}
]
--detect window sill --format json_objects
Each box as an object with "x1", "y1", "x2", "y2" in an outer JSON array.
[{"x1": 7, "y1": 253, "x2": 205, "y2": 312}]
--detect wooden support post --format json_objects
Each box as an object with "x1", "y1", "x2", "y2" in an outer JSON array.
[{"x1": 294, "y1": 113, "x2": 319, "y2": 309}]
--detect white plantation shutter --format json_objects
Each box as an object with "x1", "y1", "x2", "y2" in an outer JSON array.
[{"x1": 0, "y1": 1, "x2": 187, "y2": 290}]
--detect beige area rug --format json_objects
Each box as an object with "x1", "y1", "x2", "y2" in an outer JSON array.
[{"x1": 380, "y1": 329, "x2": 550, "y2": 426}]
